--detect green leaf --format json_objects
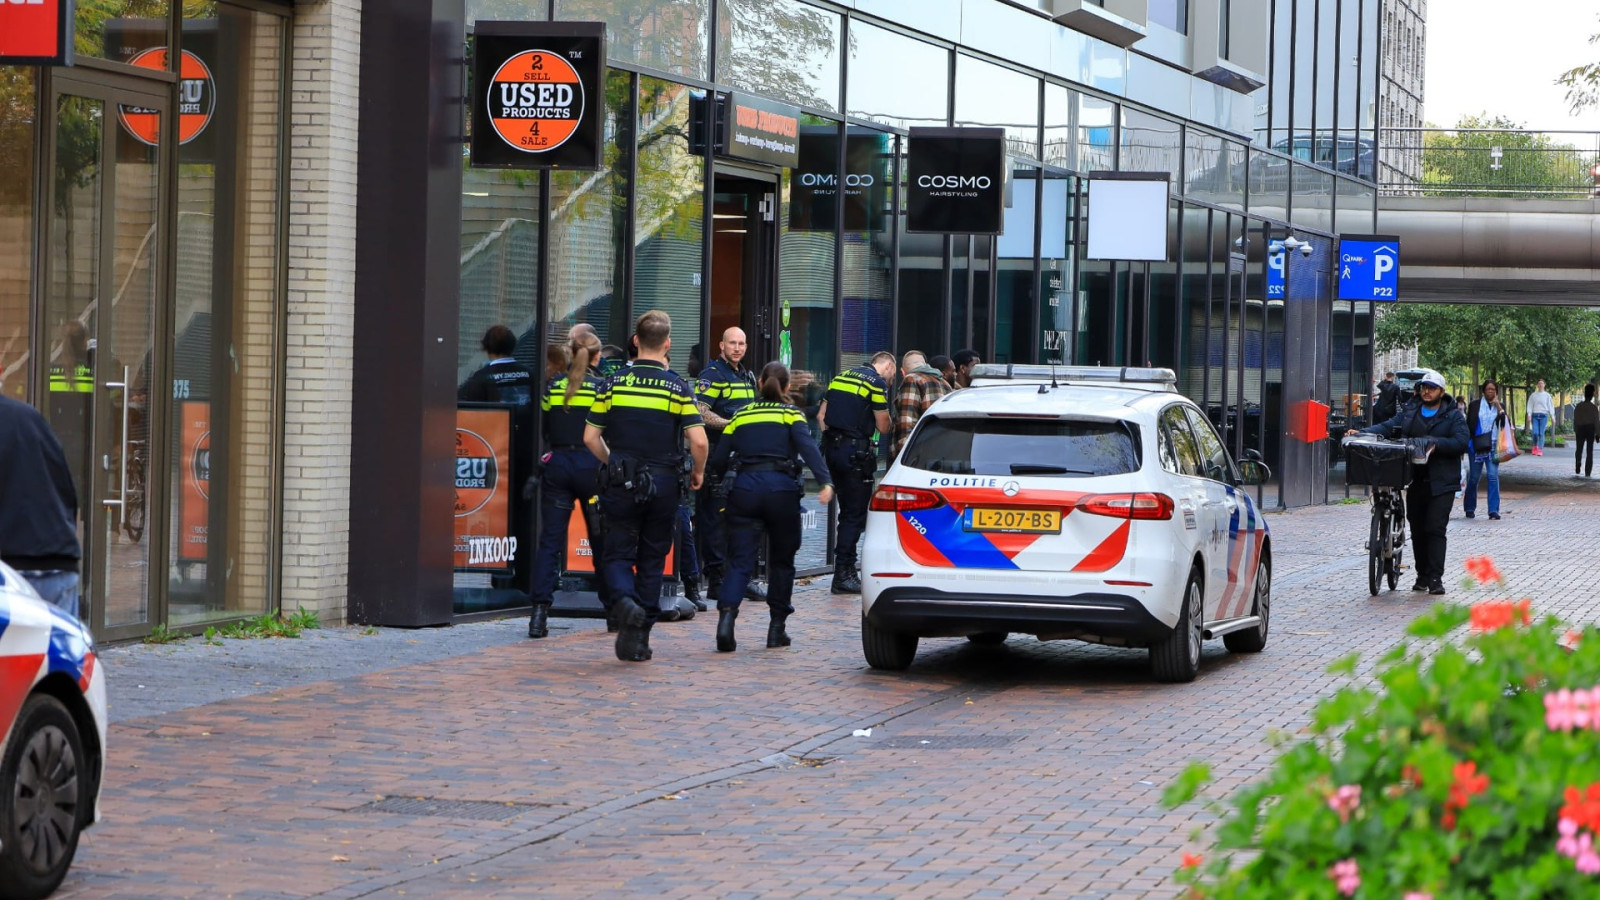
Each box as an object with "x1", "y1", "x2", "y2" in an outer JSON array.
[{"x1": 1162, "y1": 761, "x2": 1213, "y2": 807}]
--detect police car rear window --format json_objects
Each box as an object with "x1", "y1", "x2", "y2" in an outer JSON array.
[{"x1": 902, "y1": 415, "x2": 1140, "y2": 477}]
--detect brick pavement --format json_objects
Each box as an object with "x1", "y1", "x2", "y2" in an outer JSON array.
[{"x1": 58, "y1": 448, "x2": 1600, "y2": 900}]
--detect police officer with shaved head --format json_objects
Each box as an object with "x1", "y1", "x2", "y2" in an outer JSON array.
[
  {"x1": 817, "y1": 350, "x2": 895, "y2": 594},
  {"x1": 695, "y1": 326, "x2": 757, "y2": 598},
  {"x1": 584, "y1": 311, "x2": 708, "y2": 662}
]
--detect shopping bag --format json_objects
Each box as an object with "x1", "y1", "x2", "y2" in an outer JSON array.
[{"x1": 1495, "y1": 420, "x2": 1520, "y2": 464}]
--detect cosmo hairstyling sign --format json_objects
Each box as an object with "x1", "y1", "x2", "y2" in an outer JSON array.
[{"x1": 470, "y1": 21, "x2": 606, "y2": 170}]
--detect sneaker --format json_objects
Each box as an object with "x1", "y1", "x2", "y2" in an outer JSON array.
[
  {"x1": 1428, "y1": 580, "x2": 1447, "y2": 595},
  {"x1": 1489, "y1": 513, "x2": 1501, "y2": 520},
  {"x1": 1465, "y1": 511, "x2": 1475, "y2": 519},
  {"x1": 1411, "y1": 580, "x2": 1427, "y2": 592}
]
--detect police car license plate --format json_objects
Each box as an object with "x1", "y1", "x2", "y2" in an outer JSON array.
[{"x1": 962, "y1": 507, "x2": 1061, "y2": 534}]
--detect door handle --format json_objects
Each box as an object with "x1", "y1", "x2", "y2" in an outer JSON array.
[{"x1": 102, "y1": 366, "x2": 130, "y2": 526}]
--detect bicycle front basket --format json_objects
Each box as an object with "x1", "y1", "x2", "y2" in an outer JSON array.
[{"x1": 1346, "y1": 440, "x2": 1412, "y2": 488}]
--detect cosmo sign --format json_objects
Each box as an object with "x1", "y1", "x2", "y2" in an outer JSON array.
[{"x1": 0, "y1": 0, "x2": 75, "y2": 66}]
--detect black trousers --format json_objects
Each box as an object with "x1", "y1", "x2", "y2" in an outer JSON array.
[
  {"x1": 600, "y1": 472, "x2": 679, "y2": 623},
  {"x1": 825, "y1": 442, "x2": 872, "y2": 567},
  {"x1": 696, "y1": 483, "x2": 727, "y2": 578},
  {"x1": 1405, "y1": 482, "x2": 1454, "y2": 585},
  {"x1": 717, "y1": 483, "x2": 803, "y2": 618},
  {"x1": 1577, "y1": 425, "x2": 1596, "y2": 476}
]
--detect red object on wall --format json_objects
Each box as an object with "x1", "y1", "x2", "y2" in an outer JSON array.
[
  {"x1": 0, "y1": 0, "x2": 74, "y2": 66},
  {"x1": 1287, "y1": 399, "x2": 1331, "y2": 443}
]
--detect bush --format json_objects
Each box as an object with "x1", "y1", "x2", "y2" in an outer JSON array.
[{"x1": 1165, "y1": 557, "x2": 1600, "y2": 899}]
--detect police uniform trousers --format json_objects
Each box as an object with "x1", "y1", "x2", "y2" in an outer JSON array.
[
  {"x1": 600, "y1": 468, "x2": 680, "y2": 623},
  {"x1": 675, "y1": 504, "x2": 699, "y2": 582},
  {"x1": 716, "y1": 473, "x2": 803, "y2": 619},
  {"x1": 695, "y1": 471, "x2": 729, "y2": 579},
  {"x1": 824, "y1": 439, "x2": 872, "y2": 567},
  {"x1": 531, "y1": 448, "x2": 609, "y2": 610}
]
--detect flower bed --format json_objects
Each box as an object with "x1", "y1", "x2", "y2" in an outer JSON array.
[{"x1": 1165, "y1": 557, "x2": 1600, "y2": 898}]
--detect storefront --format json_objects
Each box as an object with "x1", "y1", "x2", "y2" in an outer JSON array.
[{"x1": 1, "y1": 1, "x2": 290, "y2": 641}]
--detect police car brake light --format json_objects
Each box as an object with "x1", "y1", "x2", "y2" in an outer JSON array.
[
  {"x1": 870, "y1": 485, "x2": 945, "y2": 512},
  {"x1": 1077, "y1": 492, "x2": 1174, "y2": 520}
]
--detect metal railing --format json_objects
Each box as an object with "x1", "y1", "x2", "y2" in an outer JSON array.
[{"x1": 1379, "y1": 127, "x2": 1600, "y2": 198}]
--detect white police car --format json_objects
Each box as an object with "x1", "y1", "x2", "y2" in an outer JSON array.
[
  {"x1": 0, "y1": 562, "x2": 106, "y2": 900},
  {"x1": 861, "y1": 365, "x2": 1271, "y2": 682}
]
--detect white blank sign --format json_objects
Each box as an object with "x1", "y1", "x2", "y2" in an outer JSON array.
[{"x1": 1086, "y1": 177, "x2": 1170, "y2": 261}]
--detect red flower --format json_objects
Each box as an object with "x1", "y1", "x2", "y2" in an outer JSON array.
[
  {"x1": 1561, "y1": 784, "x2": 1600, "y2": 833},
  {"x1": 1464, "y1": 556, "x2": 1503, "y2": 585},
  {"x1": 1469, "y1": 599, "x2": 1533, "y2": 632},
  {"x1": 1181, "y1": 852, "x2": 1203, "y2": 869},
  {"x1": 1442, "y1": 761, "x2": 1490, "y2": 830}
]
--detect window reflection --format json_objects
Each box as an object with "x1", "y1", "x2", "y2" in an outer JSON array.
[
  {"x1": 556, "y1": 0, "x2": 708, "y2": 80},
  {"x1": 955, "y1": 55, "x2": 1040, "y2": 160},
  {"x1": 1043, "y1": 83, "x2": 1076, "y2": 171},
  {"x1": 716, "y1": 0, "x2": 841, "y2": 112},
  {"x1": 0, "y1": 66, "x2": 35, "y2": 401},
  {"x1": 634, "y1": 76, "x2": 704, "y2": 365},
  {"x1": 847, "y1": 22, "x2": 949, "y2": 131},
  {"x1": 1079, "y1": 96, "x2": 1116, "y2": 171},
  {"x1": 78, "y1": 0, "x2": 171, "y2": 64},
  {"x1": 1120, "y1": 107, "x2": 1179, "y2": 183}
]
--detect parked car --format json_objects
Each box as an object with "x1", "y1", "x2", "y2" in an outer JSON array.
[
  {"x1": 859, "y1": 365, "x2": 1272, "y2": 682},
  {"x1": 0, "y1": 562, "x2": 106, "y2": 900}
]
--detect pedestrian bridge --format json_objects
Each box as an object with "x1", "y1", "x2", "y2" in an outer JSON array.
[{"x1": 1378, "y1": 196, "x2": 1600, "y2": 306}]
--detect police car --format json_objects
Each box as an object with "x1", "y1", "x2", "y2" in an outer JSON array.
[
  {"x1": 0, "y1": 562, "x2": 106, "y2": 900},
  {"x1": 860, "y1": 365, "x2": 1271, "y2": 682}
]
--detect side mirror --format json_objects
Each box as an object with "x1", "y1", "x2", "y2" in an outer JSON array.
[
  {"x1": 1244, "y1": 448, "x2": 1265, "y2": 463},
  {"x1": 1239, "y1": 459, "x2": 1272, "y2": 485}
]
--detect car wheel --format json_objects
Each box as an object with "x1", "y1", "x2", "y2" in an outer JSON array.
[
  {"x1": 0, "y1": 694, "x2": 86, "y2": 900},
  {"x1": 1224, "y1": 557, "x2": 1271, "y2": 653},
  {"x1": 861, "y1": 615, "x2": 918, "y2": 670},
  {"x1": 966, "y1": 632, "x2": 1008, "y2": 646},
  {"x1": 1151, "y1": 568, "x2": 1203, "y2": 683}
]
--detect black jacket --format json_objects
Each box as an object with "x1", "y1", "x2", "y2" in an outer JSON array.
[
  {"x1": 1373, "y1": 380, "x2": 1399, "y2": 422},
  {"x1": 1465, "y1": 397, "x2": 1507, "y2": 447},
  {"x1": 1361, "y1": 396, "x2": 1471, "y2": 496},
  {"x1": 0, "y1": 396, "x2": 81, "y2": 570}
]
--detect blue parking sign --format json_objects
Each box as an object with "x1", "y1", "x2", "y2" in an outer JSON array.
[
  {"x1": 1266, "y1": 245, "x2": 1285, "y2": 299},
  {"x1": 1338, "y1": 234, "x2": 1400, "y2": 301}
]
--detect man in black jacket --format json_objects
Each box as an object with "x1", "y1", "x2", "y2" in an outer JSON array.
[
  {"x1": 0, "y1": 396, "x2": 82, "y2": 617},
  {"x1": 1355, "y1": 369, "x2": 1470, "y2": 595},
  {"x1": 1372, "y1": 372, "x2": 1399, "y2": 423}
]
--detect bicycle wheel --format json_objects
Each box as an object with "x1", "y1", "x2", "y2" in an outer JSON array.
[
  {"x1": 1380, "y1": 508, "x2": 1397, "y2": 591},
  {"x1": 124, "y1": 456, "x2": 146, "y2": 543},
  {"x1": 1368, "y1": 506, "x2": 1382, "y2": 596},
  {"x1": 1386, "y1": 500, "x2": 1405, "y2": 590}
]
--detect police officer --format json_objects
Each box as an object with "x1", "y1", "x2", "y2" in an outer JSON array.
[
  {"x1": 584, "y1": 310, "x2": 708, "y2": 662},
  {"x1": 695, "y1": 326, "x2": 757, "y2": 598},
  {"x1": 458, "y1": 324, "x2": 534, "y2": 406},
  {"x1": 709, "y1": 362, "x2": 834, "y2": 653},
  {"x1": 817, "y1": 351, "x2": 895, "y2": 594},
  {"x1": 526, "y1": 324, "x2": 609, "y2": 639},
  {"x1": 459, "y1": 324, "x2": 537, "y2": 605}
]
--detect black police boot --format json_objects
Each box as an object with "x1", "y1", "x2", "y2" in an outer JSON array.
[
  {"x1": 527, "y1": 604, "x2": 550, "y2": 639},
  {"x1": 683, "y1": 575, "x2": 707, "y2": 612},
  {"x1": 716, "y1": 607, "x2": 738, "y2": 652},
  {"x1": 831, "y1": 564, "x2": 862, "y2": 594},
  {"x1": 613, "y1": 597, "x2": 650, "y2": 661},
  {"x1": 658, "y1": 596, "x2": 683, "y2": 622},
  {"x1": 745, "y1": 580, "x2": 768, "y2": 602},
  {"x1": 604, "y1": 605, "x2": 621, "y2": 633},
  {"x1": 766, "y1": 615, "x2": 791, "y2": 649}
]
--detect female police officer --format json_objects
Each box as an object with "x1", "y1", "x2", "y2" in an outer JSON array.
[
  {"x1": 528, "y1": 323, "x2": 610, "y2": 638},
  {"x1": 708, "y1": 362, "x2": 834, "y2": 652}
]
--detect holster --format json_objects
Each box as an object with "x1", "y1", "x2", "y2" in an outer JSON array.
[
  {"x1": 603, "y1": 456, "x2": 656, "y2": 503},
  {"x1": 712, "y1": 458, "x2": 740, "y2": 501},
  {"x1": 848, "y1": 446, "x2": 878, "y2": 484}
]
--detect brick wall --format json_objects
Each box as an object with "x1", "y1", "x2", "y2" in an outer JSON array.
[{"x1": 283, "y1": 0, "x2": 361, "y2": 624}]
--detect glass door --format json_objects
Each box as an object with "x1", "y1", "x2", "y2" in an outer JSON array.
[{"x1": 42, "y1": 74, "x2": 168, "y2": 641}]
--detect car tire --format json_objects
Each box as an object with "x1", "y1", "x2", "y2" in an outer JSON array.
[
  {"x1": 0, "y1": 694, "x2": 86, "y2": 900},
  {"x1": 1151, "y1": 568, "x2": 1203, "y2": 683},
  {"x1": 861, "y1": 616, "x2": 918, "y2": 671},
  {"x1": 1224, "y1": 557, "x2": 1271, "y2": 654},
  {"x1": 966, "y1": 632, "x2": 1008, "y2": 646}
]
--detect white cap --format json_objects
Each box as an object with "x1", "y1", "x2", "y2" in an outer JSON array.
[{"x1": 1416, "y1": 369, "x2": 1446, "y2": 389}]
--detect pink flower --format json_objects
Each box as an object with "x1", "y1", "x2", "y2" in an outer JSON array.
[
  {"x1": 1559, "y1": 818, "x2": 1583, "y2": 857},
  {"x1": 1327, "y1": 784, "x2": 1362, "y2": 823},
  {"x1": 1546, "y1": 688, "x2": 1594, "y2": 732},
  {"x1": 1580, "y1": 847, "x2": 1600, "y2": 876},
  {"x1": 1404, "y1": 893, "x2": 1433, "y2": 900},
  {"x1": 1328, "y1": 858, "x2": 1360, "y2": 897}
]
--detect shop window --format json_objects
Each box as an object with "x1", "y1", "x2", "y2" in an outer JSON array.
[
  {"x1": 0, "y1": 67, "x2": 34, "y2": 401},
  {"x1": 634, "y1": 75, "x2": 704, "y2": 372},
  {"x1": 1079, "y1": 95, "x2": 1116, "y2": 172},
  {"x1": 846, "y1": 21, "x2": 949, "y2": 132},
  {"x1": 716, "y1": 0, "x2": 841, "y2": 112},
  {"x1": 166, "y1": 4, "x2": 288, "y2": 626},
  {"x1": 1120, "y1": 107, "x2": 1180, "y2": 184},
  {"x1": 78, "y1": 0, "x2": 172, "y2": 65},
  {"x1": 1043, "y1": 83, "x2": 1077, "y2": 172},
  {"x1": 556, "y1": 0, "x2": 709, "y2": 81},
  {"x1": 954, "y1": 55, "x2": 1040, "y2": 161}
]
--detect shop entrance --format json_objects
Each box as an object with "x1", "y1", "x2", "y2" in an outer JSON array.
[
  {"x1": 710, "y1": 172, "x2": 778, "y2": 370},
  {"x1": 39, "y1": 71, "x2": 169, "y2": 642}
]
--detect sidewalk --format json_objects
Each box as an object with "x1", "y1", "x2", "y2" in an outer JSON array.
[{"x1": 71, "y1": 452, "x2": 1600, "y2": 899}]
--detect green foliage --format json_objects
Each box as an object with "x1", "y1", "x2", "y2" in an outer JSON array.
[
  {"x1": 1166, "y1": 573, "x2": 1600, "y2": 899},
  {"x1": 142, "y1": 622, "x2": 187, "y2": 645},
  {"x1": 1374, "y1": 304, "x2": 1600, "y2": 395},
  {"x1": 1421, "y1": 115, "x2": 1598, "y2": 198},
  {"x1": 1557, "y1": 18, "x2": 1600, "y2": 114},
  {"x1": 215, "y1": 607, "x2": 320, "y2": 639}
]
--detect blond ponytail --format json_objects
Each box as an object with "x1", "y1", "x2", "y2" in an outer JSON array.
[{"x1": 564, "y1": 323, "x2": 603, "y2": 406}]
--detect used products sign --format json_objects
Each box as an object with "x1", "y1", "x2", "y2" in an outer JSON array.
[
  {"x1": 0, "y1": 0, "x2": 73, "y2": 66},
  {"x1": 906, "y1": 127, "x2": 1006, "y2": 235},
  {"x1": 471, "y1": 21, "x2": 606, "y2": 170}
]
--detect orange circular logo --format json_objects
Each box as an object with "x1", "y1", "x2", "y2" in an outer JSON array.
[
  {"x1": 120, "y1": 48, "x2": 215, "y2": 146},
  {"x1": 485, "y1": 49, "x2": 584, "y2": 154},
  {"x1": 190, "y1": 430, "x2": 211, "y2": 500},
  {"x1": 454, "y1": 428, "x2": 499, "y2": 517}
]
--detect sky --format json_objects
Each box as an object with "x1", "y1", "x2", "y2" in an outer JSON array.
[{"x1": 1424, "y1": 1, "x2": 1600, "y2": 131}]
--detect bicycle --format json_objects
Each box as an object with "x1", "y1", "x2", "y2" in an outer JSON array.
[{"x1": 1343, "y1": 434, "x2": 1413, "y2": 596}]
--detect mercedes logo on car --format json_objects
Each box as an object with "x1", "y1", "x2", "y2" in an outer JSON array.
[{"x1": 1002, "y1": 481, "x2": 1020, "y2": 497}]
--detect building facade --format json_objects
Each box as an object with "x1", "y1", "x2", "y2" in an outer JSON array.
[
  {"x1": 1378, "y1": 0, "x2": 1427, "y2": 189},
  {"x1": 0, "y1": 0, "x2": 1385, "y2": 636}
]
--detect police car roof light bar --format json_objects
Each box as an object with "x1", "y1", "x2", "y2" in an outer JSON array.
[{"x1": 970, "y1": 364, "x2": 1177, "y2": 390}]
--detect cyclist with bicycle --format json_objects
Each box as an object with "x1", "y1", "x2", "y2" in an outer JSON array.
[{"x1": 1350, "y1": 369, "x2": 1469, "y2": 596}]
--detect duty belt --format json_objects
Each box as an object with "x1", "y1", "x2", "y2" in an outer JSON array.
[
  {"x1": 823, "y1": 431, "x2": 870, "y2": 446},
  {"x1": 739, "y1": 458, "x2": 799, "y2": 474}
]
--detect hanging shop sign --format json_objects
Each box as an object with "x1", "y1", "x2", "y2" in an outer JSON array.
[
  {"x1": 118, "y1": 47, "x2": 216, "y2": 145},
  {"x1": 906, "y1": 127, "x2": 1006, "y2": 235},
  {"x1": 0, "y1": 0, "x2": 74, "y2": 66},
  {"x1": 725, "y1": 93, "x2": 800, "y2": 168},
  {"x1": 1337, "y1": 234, "x2": 1400, "y2": 302},
  {"x1": 790, "y1": 127, "x2": 890, "y2": 232},
  {"x1": 1085, "y1": 171, "x2": 1170, "y2": 261},
  {"x1": 470, "y1": 21, "x2": 606, "y2": 170},
  {"x1": 454, "y1": 406, "x2": 517, "y2": 574}
]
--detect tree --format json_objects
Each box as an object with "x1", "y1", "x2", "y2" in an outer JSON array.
[
  {"x1": 1422, "y1": 115, "x2": 1597, "y2": 198},
  {"x1": 1375, "y1": 304, "x2": 1600, "y2": 399},
  {"x1": 1557, "y1": 16, "x2": 1600, "y2": 114}
]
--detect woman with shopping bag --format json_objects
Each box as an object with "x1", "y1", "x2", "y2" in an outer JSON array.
[{"x1": 1464, "y1": 379, "x2": 1507, "y2": 520}]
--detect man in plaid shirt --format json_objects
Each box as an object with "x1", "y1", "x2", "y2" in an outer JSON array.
[{"x1": 893, "y1": 350, "x2": 951, "y2": 457}]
